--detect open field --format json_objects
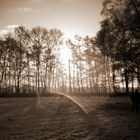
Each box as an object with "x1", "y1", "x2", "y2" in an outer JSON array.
[{"x1": 0, "y1": 96, "x2": 140, "y2": 140}]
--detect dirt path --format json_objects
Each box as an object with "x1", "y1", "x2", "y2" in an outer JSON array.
[{"x1": 0, "y1": 96, "x2": 140, "y2": 140}]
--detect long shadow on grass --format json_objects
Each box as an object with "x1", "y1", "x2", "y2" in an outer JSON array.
[{"x1": 86, "y1": 97, "x2": 140, "y2": 140}]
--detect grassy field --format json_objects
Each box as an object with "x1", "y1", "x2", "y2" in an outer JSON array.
[{"x1": 0, "y1": 96, "x2": 140, "y2": 140}]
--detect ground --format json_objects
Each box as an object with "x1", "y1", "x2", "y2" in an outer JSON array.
[{"x1": 0, "y1": 95, "x2": 140, "y2": 140}]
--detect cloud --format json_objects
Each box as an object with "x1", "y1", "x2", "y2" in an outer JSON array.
[
  {"x1": 30, "y1": 0, "x2": 44, "y2": 4},
  {"x1": 61, "y1": 0, "x2": 72, "y2": 2},
  {"x1": 45, "y1": 9, "x2": 51, "y2": 14},
  {"x1": 8, "y1": 7, "x2": 33, "y2": 13},
  {"x1": 0, "y1": 25, "x2": 19, "y2": 36},
  {"x1": 6, "y1": 25, "x2": 19, "y2": 29},
  {"x1": 17, "y1": 7, "x2": 33, "y2": 12},
  {"x1": 34, "y1": 9, "x2": 41, "y2": 13},
  {"x1": 0, "y1": 29, "x2": 8, "y2": 36},
  {"x1": 8, "y1": 9, "x2": 16, "y2": 13}
]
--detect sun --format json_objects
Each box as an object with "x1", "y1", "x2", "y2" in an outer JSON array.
[{"x1": 59, "y1": 42, "x2": 72, "y2": 69}]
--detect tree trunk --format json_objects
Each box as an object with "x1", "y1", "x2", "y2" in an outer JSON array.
[{"x1": 124, "y1": 69, "x2": 129, "y2": 93}]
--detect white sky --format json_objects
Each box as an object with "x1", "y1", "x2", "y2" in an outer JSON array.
[
  {"x1": 0, "y1": 0, "x2": 103, "y2": 38},
  {"x1": 0, "y1": 0, "x2": 103, "y2": 69}
]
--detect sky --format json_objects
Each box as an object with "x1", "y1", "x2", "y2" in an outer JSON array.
[{"x1": 0, "y1": 0, "x2": 103, "y2": 38}]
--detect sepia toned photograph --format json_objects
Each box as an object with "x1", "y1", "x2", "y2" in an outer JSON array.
[{"x1": 0, "y1": 0, "x2": 140, "y2": 139}]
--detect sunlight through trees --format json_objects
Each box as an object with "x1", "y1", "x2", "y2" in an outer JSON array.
[{"x1": 0, "y1": 0, "x2": 139, "y2": 96}]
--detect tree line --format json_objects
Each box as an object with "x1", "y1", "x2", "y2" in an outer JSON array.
[
  {"x1": 0, "y1": 0, "x2": 139, "y2": 95},
  {"x1": 0, "y1": 26, "x2": 63, "y2": 94},
  {"x1": 0, "y1": 27, "x2": 113, "y2": 95},
  {"x1": 62, "y1": 0, "x2": 140, "y2": 94},
  {"x1": 96, "y1": 0, "x2": 140, "y2": 93}
]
